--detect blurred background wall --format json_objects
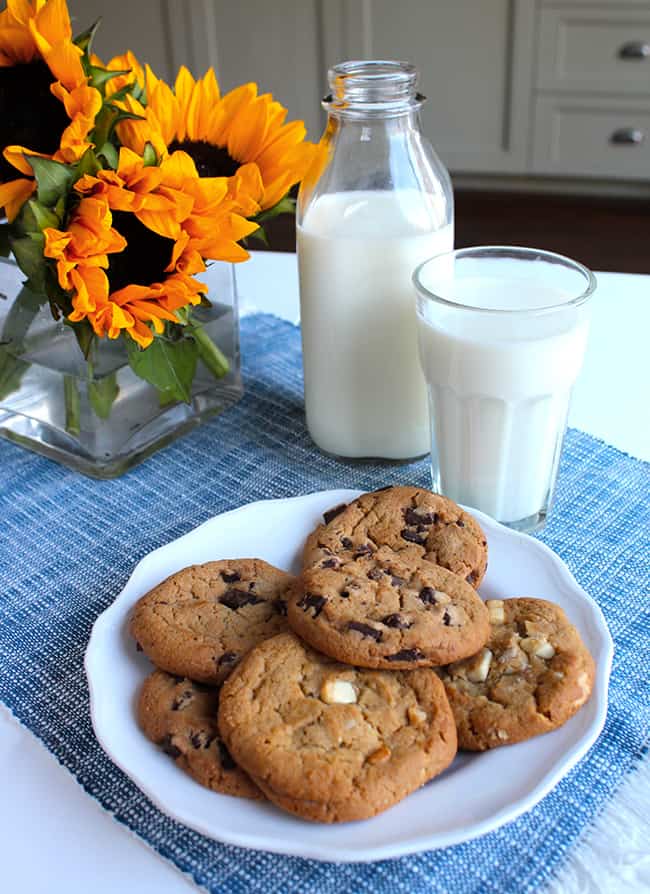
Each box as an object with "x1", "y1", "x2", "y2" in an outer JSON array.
[{"x1": 68, "y1": 0, "x2": 650, "y2": 272}]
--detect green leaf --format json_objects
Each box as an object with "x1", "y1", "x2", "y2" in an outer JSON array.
[
  {"x1": 26, "y1": 156, "x2": 75, "y2": 206},
  {"x1": 108, "y1": 83, "x2": 134, "y2": 103},
  {"x1": 248, "y1": 225, "x2": 269, "y2": 247},
  {"x1": 254, "y1": 195, "x2": 296, "y2": 224},
  {"x1": 126, "y1": 334, "x2": 198, "y2": 404},
  {"x1": 74, "y1": 18, "x2": 101, "y2": 54},
  {"x1": 88, "y1": 65, "x2": 130, "y2": 91},
  {"x1": 10, "y1": 233, "x2": 46, "y2": 291},
  {"x1": 75, "y1": 148, "x2": 101, "y2": 180},
  {"x1": 88, "y1": 371, "x2": 119, "y2": 419},
  {"x1": 25, "y1": 199, "x2": 59, "y2": 232},
  {"x1": 66, "y1": 319, "x2": 95, "y2": 359},
  {"x1": 0, "y1": 348, "x2": 29, "y2": 400},
  {"x1": 142, "y1": 142, "x2": 157, "y2": 167},
  {"x1": 106, "y1": 109, "x2": 145, "y2": 141},
  {"x1": 97, "y1": 141, "x2": 119, "y2": 170}
]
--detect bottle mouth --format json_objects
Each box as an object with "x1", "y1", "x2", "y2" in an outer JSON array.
[{"x1": 323, "y1": 60, "x2": 424, "y2": 116}]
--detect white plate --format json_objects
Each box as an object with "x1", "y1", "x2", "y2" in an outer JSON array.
[{"x1": 85, "y1": 490, "x2": 613, "y2": 863}]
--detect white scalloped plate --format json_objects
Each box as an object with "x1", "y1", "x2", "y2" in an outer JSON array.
[{"x1": 85, "y1": 490, "x2": 613, "y2": 862}]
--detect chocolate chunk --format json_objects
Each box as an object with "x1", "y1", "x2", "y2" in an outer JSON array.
[
  {"x1": 340, "y1": 590, "x2": 350, "y2": 599},
  {"x1": 220, "y1": 571, "x2": 241, "y2": 583},
  {"x1": 456, "y1": 519, "x2": 465, "y2": 528},
  {"x1": 404, "y1": 508, "x2": 437, "y2": 526},
  {"x1": 172, "y1": 675, "x2": 185, "y2": 684},
  {"x1": 217, "y1": 651, "x2": 237, "y2": 667},
  {"x1": 391, "y1": 575, "x2": 406, "y2": 587},
  {"x1": 160, "y1": 734, "x2": 182, "y2": 759},
  {"x1": 171, "y1": 689, "x2": 194, "y2": 711},
  {"x1": 354, "y1": 543, "x2": 374, "y2": 558},
  {"x1": 219, "y1": 588, "x2": 263, "y2": 610},
  {"x1": 419, "y1": 587, "x2": 437, "y2": 605},
  {"x1": 386, "y1": 648, "x2": 426, "y2": 662},
  {"x1": 401, "y1": 528, "x2": 428, "y2": 545},
  {"x1": 273, "y1": 598, "x2": 287, "y2": 616},
  {"x1": 323, "y1": 503, "x2": 347, "y2": 524},
  {"x1": 135, "y1": 641, "x2": 143, "y2": 652},
  {"x1": 340, "y1": 536, "x2": 354, "y2": 549},
  {"x1": 298, "y1": 593, "x2": 327, "y2": 617},
  {"x1": 382, "y1": 613, "x2": 412, "y2": 629},
  {"x1": 321, "y1": 557, "x2": 339, "y2": 569},
  {"x1": 466, "y1": 571, "x2": 477, "y2": 585},
  {"x1": 190, "y1": 731, "x2": 213, "y2": 749},
  {"x1": 218, "y1": 740, "x2": 237, "y2": 771},
  {"x1": 367, "y1": 567, "x2": 384, "y2": 581},
  {"x1": 442, "y1": 610, "x2": 451, "y2": 626},
  {"x1": 348, "y1": 621, "x2": 383, "y2": 642}
]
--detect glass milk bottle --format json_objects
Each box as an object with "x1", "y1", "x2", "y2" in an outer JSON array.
[{"x1": 297, "y1": 60, "x2": 453, "y2": 460}]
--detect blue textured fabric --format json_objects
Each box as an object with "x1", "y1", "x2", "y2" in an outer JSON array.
[{"x1": 0, "y1": 314, "x2": 648, "y2": 894}]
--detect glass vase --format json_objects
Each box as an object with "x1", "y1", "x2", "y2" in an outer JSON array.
[{"x1": 0, "y1": 257, "x2": 243, "y2": 478}]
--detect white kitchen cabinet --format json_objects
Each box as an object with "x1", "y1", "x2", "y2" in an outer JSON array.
[{"x1": 69, "y1": 0, "x2": 650, "y2": 191}]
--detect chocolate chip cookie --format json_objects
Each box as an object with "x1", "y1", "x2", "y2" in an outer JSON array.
[
  {"x1": 303, "y1": 486, "x2": 488, "y2": 588},
  {"x1": 130, "y1": 559, "x2": 293, "y2": 685},
  {"x1": 438, "y1": 597, "x2": 595, "y2": 750},
  {"x1": 218, "y1": 632, "x2": 457, "y2": 822},
  {"x1": 138, "y1": 669, "x2": 263, "y2": 799},
  {"x1": 287, "y1": 546, "x2": 490, "y2": 669}
]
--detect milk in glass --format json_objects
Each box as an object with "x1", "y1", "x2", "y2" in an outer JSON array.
[
  {"x1": 299, "y1": 190, "x2": 452, "y2": 459},
  {"x1": 415, "y1": 254, "x2": 594, "y2": 528}
]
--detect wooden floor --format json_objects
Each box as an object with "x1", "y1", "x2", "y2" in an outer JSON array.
[{"x1": 258, "y1": 190, "x2": 650, "y2": 275}]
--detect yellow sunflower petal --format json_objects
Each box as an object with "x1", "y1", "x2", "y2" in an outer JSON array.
[
  {"x1": 126, "y1": 317, "x2": 153, "y2": 348},
  {"x1": 42, "y1": 226, "x2": 71, "y2": 259},
  {"x1": 147, "y1": 79, "x2": 180, "y2": 147},
  {"x1": 0, "y1": 177, "x2": 35, "y2": 220},
  {"x1": 173, "y1": 65, "x2": 196, "y2": 137},
  {"x1": 208, "y1": 82, "x2": 257, "y2": 145},
  {"x1": 226, "y1": 96, "x2": 270, "y2": 163},
  {"x1": 38, "y1": 35, "x2": 84, "y2": 89},
  {"x1": 33, "y1": 0, "x2": 72, "y2": 45},
  {"x1": 4, "y1": 144, "x2": 46, "y2": 175},
  {"x1": 0, "y1": 24, "x2": 36, "y2": 64}
]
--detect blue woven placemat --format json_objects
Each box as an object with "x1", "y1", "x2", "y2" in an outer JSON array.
[{"x1": 0, "y1": 313, "x2": 648, "y2": 894}]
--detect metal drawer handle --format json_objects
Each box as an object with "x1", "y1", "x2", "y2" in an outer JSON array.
[
  {"x1": 618, "y1": 41, "x2": 650, "y2": 59},
  {"x1": 610, "y1": 127, "x2": 645, "y2": 145}
]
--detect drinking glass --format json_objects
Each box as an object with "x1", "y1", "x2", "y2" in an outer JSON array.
[{"x1": 413, "y1": 246, "x2": 597, "y2": 532}]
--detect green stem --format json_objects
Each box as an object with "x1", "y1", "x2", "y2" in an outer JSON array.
[
  {"x1": 192, "y1": 324, "x2": 230, "y2": 379},
  {"x1": 64, "y1": 374, "x2": 80, "y2": 435}
]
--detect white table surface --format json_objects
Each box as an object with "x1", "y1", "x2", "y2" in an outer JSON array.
[{"x1": 1, "y1": 251, "x2": 648, "y2": 893}]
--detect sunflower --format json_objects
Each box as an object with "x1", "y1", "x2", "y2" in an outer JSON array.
[
  {"x1": 44, "y1": 148, "x2": 260, "y2": 348},
  {"x1": 117, "y1": 65, "x2": 316, "y2": 212},
  {"x1": 0, "y1": 0, "x2": 102, "y2": 220},
  {"x1": 0, "y1": 0, "x2": 85, "y2": 174},
  {"x1": 0, "y1": 80, "x2": 102, "y2": 219}
]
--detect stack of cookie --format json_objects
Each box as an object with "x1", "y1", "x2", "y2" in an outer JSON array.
[{"x1": 130, "y1": 486, "x2": 595, "y2": 823}]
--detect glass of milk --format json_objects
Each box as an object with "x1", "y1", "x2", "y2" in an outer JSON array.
[
  {"x1": 297, "y1": 61, "x2": 453, "y2": 460},
  {"x1": 414, "y1": 246, "x2": 597, "y2": 532}
]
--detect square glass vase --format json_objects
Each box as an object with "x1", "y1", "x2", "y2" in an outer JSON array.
[{"x1": 0, "y1": 258, "x2": 243, "y2": 478}]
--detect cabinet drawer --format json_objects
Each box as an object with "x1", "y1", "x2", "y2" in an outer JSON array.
[
  {"x1": 537, "y1": 6, "x2": 650, "y2": 94},
  {"x1": 531, "y1": 96, "x2": 650, "y2": 179}
]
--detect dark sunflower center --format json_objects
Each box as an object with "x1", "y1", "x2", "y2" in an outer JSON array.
[
  {"x1": 0, "y1": 60, "x2": 69, "y2": 182},
  {"x1": 168, "y1": 139, "x2": 240, "y2": 178},
  {"x1": 107, "y1": 212, "x2": 175, "y2": 293}
]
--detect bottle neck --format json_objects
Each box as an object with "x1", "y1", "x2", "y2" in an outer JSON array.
[{"x1": 323, "y1": 60, "x2": 425, "y2": 121}]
